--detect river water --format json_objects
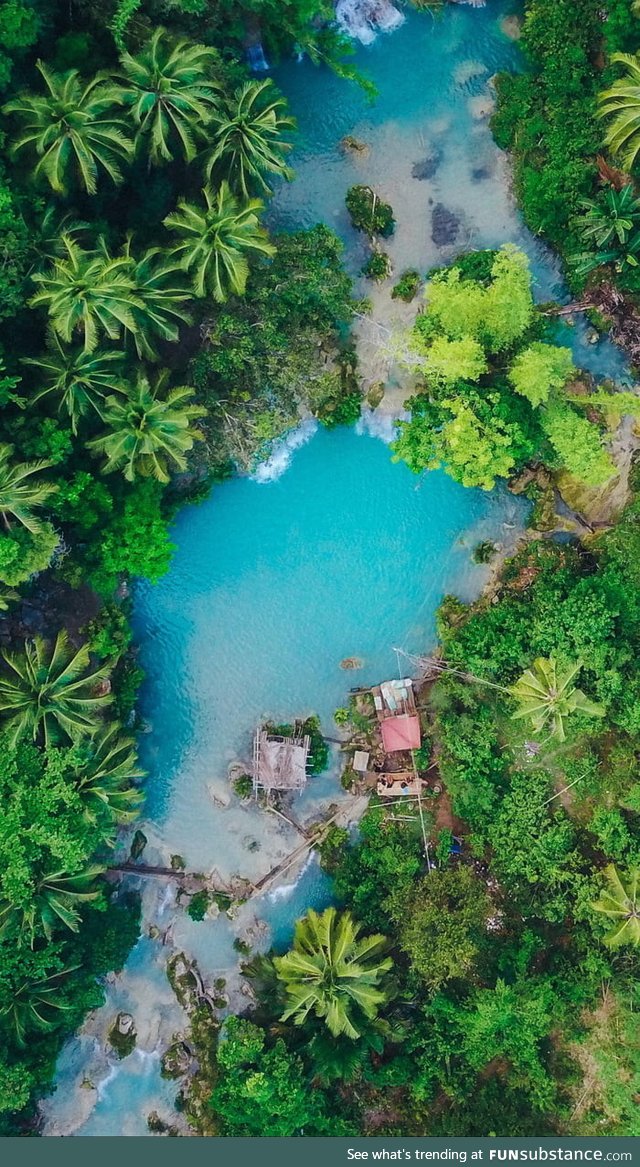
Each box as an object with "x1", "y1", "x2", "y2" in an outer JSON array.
[{"x1": 41, "y1": 0, "x2": 628, "y2": 1136}]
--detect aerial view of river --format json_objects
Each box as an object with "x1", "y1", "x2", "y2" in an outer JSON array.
[{"x1": 41, "y1": 0, "x2": 629, "y2": 1136}]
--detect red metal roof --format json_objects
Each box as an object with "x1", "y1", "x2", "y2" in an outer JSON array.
[{"x1": 381, "y1": 714, "x2": 421, "y2": 753}]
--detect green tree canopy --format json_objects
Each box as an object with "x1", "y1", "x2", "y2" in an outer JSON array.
[
  {"x1": 3, "y1": 62, "x2": 132, "y2": 195},
  {"x1": 211, "y1": 1016, "x2": 331, "y2": 1136},
  {"x1": 164, "y1": 182, "x2": 275, "y2": 301},
  {"x1": 25, "y1": 339, "x2": 125, "y2": 434},
  {"x1": 202, "y1": 78, "x2": 295, "y2": 197},
  {"x1": 510, "y1": 657, "x2": 605, "y2": 741},
  {"x1": 0, "y1": 631, "x2": 112, "y2": 747},
  {"x1": 591, "y1": 864, "x2": 640, "y2": 948},
  {"x1": 0, "y1": 444, "x2": 56, "y2": 535},
  {"x1": 116, "y1": 28, "x2": 221, "y2": 165},
  {"x1": 508, "y1": 343, "x2": 575, "y2": 408},
  {"x1": 274, "y1": 906, "x2": 392, "y2": 1040},
  {"x1": 598, "y1": 53, "x2": 640, "y2": 171},
  {"x1": 88, "y1": 370, "x2": 204, "y2": 482}
]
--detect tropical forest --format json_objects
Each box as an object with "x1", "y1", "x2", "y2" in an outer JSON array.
[{"x1": 0, "y1": 0, "x2": 638, "y2": 1143}]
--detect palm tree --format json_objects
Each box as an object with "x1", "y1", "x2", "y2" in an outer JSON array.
[
  {"x1": 0, "y1": 865, "x2": 104, "y2": 945},
  {"x1": 598, "y1": 53, "x2": 640, "y2": 171},
  {"x1": 3, "y1": 62, "x2": 132, "y2": 195},
  {"x1": 0, "y1": 444, "x2": 57, "y2": 535},
  {"x1": 202, "y1": 79, "x2": 295, "y2": 198},
  {"x1": 510, "y1": 657, "x2": 604, "y2": 742},
  {"x1": 24, "y1": 337, "x2": 126, "y2": 433},
  {"x1": 1, "y1": 963, "x2": 78, "y2": 1046},
  {"x1": 0, "y1": 631, "x2": 112, "y2": 748},
  {"x1": 30, "y1": 235, "x2": 140, "y2": 353},
  {"x1": 591, "y1": 865, "x2": 640, "y2": 949},
  {"x1": 73, "y1": 723, "x2": 144, "y2": 827},
  {"x1": 572, "y1": 184, "x2": 640, "y2": 276},
  {"x1": 125, "y1": 243, "x2": 192, "y2": 360},
  {"x1": 116, "y1": 28, "x2": 220, "y2": 165},
  {"x1": 88, "y1": 369, "x2": 205, "y2": 482},
  {"x1": 164, "y1": 181, "x2": 275, "y2": 301},
  {"x1": 273, "y1": 907, "x2": 392, "y2": 1040}
]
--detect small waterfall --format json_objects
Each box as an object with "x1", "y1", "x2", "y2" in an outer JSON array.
[
  {"x1": 335, "y1": 0, "x2": 404, "y2": 46},
  {"x1": 251, "y1": 418, "x2": 318, "y2": 483},
  {"x1": 266, "y1": 852, "x2": 315, "y2": 903}
]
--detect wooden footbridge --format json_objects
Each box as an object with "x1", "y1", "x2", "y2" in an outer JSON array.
[{"x1": 110, "y1": 798, "x2": 368, "y2": 904}]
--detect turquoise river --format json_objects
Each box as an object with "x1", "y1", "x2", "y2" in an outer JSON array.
[{"x1": 41, "y1": 0, "x2": 630, "y2": 1136}]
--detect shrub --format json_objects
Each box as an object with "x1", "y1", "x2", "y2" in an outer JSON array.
[{"x1": 346, "y1": 185, "x2": 395, "y2": 238}]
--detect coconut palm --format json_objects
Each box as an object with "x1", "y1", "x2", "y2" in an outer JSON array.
[
  {"x1": 0, "y1": 444, "x2": 57, "y2": 535},
  {"x1": 30, "y1": 235, "x2": 140, "y2": 353},
  {"x1": 572, "y1": 184, "x2": 640, "y2": 276},
  {"x1": 24, "y1": 337, "x2": 126, "y2": 433},
  {"x1": 116, "y1": 28, "x2": 220, "y2": 165},
  {"x1": 273, "y1": 907, "x2": 392, "y2": 1040},
  {"x1": 598, "y1": 53, "x2": 640, "y2": 171},
  {"x1": 73, "y1": 722, "x2": 145, "y2": 827},
  {"x1": 510, "y1": 657, "x2": 605, "y2": 742},
  {"x1": 124, "y1": 243, "x2": 192, "y2": 360},
  {"x1": 202, "y1": 79, "x2": 295, "y2": 198},
  {"x1": 1, "y1": 963, "x2": 78, "y2": 1046},
  {"x1": 34, "y1": 205, "x2": 90, "y2": 268},
  {"x1": 591, "y1": 865, "x2": 640, "y2": 948},
  {"x1": 0, "y1": 865, "x2": 104, "y2": 945},
  {"x1": 88, "y1": 369, "x2": 205, "y2": 482},
  {"x1": 0, "y1": 631, "x2": 112, "y2": 748},
  {"x1": 3, "y1": 62, "x2": 132, "y2": 195},
  {"x1": 164, "y1": 181, "x2": 275, "y2": 301}
]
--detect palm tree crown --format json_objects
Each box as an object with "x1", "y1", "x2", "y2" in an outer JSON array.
[
  {"x1": 510, "y1": 657, "x2": 605, "y2": 741},
  {"x1": 0, "y1": 445, "x2": 57, "y2": 535},
  {"x1": 73, "y1": 722, "x2": 144, "y2": 828},
  {"x1": 203, "y1": 79, "x2": 295, "y2": 198},
  {"x1": 591, "y1": 865, "x2": 640, "y2": 948},
  {"x1": 88, "y1": 369, "x2": 205, "y2": 482},
  {"x1": 25, "y1": 337, "x2": 126, "y2": 433},
  {"x1": 0, "y1": 865, "x2": 104, "y2": 945},
  {"x1": 0, "y1": 631, "x2": 112, "y2": 748},
  {"x1": 30, "y1": 235, "x2": 139, "y2": 353},
  {"x1": 0, "y1": 962, "x2": 78, "y2": 1045},
  {"x1": 116, "y1": 28, "x2": 221, "y2": 165},
  {"x1": 274, "y1": 906, "x2": 392, "y2": 1040},
  {"x1": 3, "y1": 62, "x2": 132, "y2": 195},
  {"x1": 123, "y1": 242, "x2": 192, "y2": 360},
  {"x1": 164, "y1": 181, "x2": 275, "y2": 301},
  {"x1": 598, "y1": 53, "x2": 640, "y2": 171}
]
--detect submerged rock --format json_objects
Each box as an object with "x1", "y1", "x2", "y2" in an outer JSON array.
[
  {"x1": 500, "y1": 14, "x2": 522, "y2": 40},
  {"x1": 340, "y1": 135, "x2": 369, "y2": 155},
  {"x1": 468, "y1": 93, "x2": 496, "y2": 120},
  {"x1": 108, "y1": 1012, "x2": 137, "y2": 1059},
  {"x1": 453, "y1": 59, "x2": 488, "y2": 87},
  {"x1": 412, "y1": 151, "x2": 441, "y2": 181},
  {"x1": 431, "y1": 203, "x2": 460, "y2": 247}
]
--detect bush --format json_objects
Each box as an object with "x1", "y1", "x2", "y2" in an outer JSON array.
[
  {"x1": 362, "y1": 250, "x2": 391, "y2": 281},
  {"x1": 346, "y1": 185, "x2": 395, "y2": 238},
  {"x1": 187, "y1": 890, "x2": 211, "y2": 922},
  {"x1": 391, "y1": 269, "x2": 421, "y2": 301}
]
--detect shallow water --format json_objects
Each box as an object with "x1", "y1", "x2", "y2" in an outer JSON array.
[{"x1": 42, "y1": 1, "x2": 630, "y2": 1137}]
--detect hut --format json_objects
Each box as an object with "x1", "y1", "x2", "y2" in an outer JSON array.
[
  {"x1": 252, "y1": 726, "x2": 310, "y2": 795},
  {"x1": 371, "y1": 678, "x2": 421, "y2": 754}
]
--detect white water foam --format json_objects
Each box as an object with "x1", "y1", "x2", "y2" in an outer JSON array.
[
  {"x1": 266, "y1": 852, "x2": 315, "y2": 903},
  {"x1": 336, "y1": 0, "x2": 404, "y2": 45},
  {"x1": 251, "y1": 418, "x2": 318, "y2": 483},
  {"x1": 157, "y1": 883, "x2": 174, "y2": 918},
  {"x1": 96, "y1": 1063, "x2": 119, "y2": 1100},
  {"x1": 356, "y1": 405, "x2": 408, "y2": 444}
]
